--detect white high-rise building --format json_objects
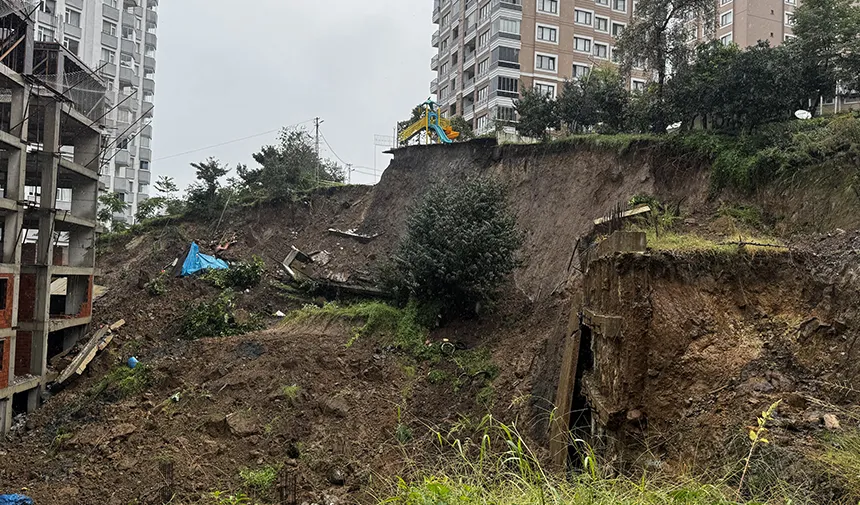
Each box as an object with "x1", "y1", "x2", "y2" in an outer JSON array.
[{"x1": 33, "y1": 0, "x2": 157, "y2": 224}]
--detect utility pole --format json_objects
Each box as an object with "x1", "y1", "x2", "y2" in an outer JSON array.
[
  {"x1": 314, "y1": 117, "x2": 322, "y2": 184},
  {"x1": 347, "y1": 163, "x2": 352, "y2": 185}
]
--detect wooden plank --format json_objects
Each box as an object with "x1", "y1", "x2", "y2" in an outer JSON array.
[
  {"x1": 549, "y1": 329, "x2": 582, "y2": 469},
  {"x1": 109, "y1": 319, "x2": 125, "y2": 331},
  {"x1": 57, "y1": 326, "x2": 108, "y2": 383}
]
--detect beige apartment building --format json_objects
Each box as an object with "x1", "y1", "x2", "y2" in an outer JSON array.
[{"x1": 430, "y1": 0, "x2": 858, "y2": 132}]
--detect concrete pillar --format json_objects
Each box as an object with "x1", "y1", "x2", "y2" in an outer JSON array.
[
  {"x1": 64, "y1": 275, "x2": 89, "y2": 316},
  {"x1": 73, "y1": 129, "x2": 101, "y2": 172},
  {"x1": 29, "y1": 269, "x2": 50, "y2": 379},
  {"x1": 71, "y1": 180, "x2": 98, "y2": 221},
  {"x1": 36, "y1": 101, "x2": 61, "y2": 267},
  {"x1": 4, "y1": 86, "x2": 28, "y2": 265},
  {"x1": 26, "y1": 387, "x2": 38, "y2": 413},
  {"x1": 0, "y1": 398, "x2": 11, "y2": 433},
  {"x1": 68, "y1": 229, "x2": 94, "y2": 268}
]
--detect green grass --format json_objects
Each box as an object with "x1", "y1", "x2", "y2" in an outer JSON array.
[
  {"x1": 91, "y1": 364, "x2": 153, "y2": 399},
  {"x1": 378, "y1": 415, "x2": 799, "y2": 505},
  {"x1": 283, "y1": 301, "x2": 434, "y2": 360},
  {"x1": 281, "y1": 384, "x2": 301, "y2": 400},
  {"x1": 643, "y1": 229, "x2": 784, "y2": 255},
  {"x1": 239, "y1": 465, "x2": 279, "y2": 491},
  {"x1": 817, "y1": 431, "x2": 860, "y2": 495}
]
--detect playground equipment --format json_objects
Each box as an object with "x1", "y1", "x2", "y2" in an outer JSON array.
[{"x1": 398, "y1": 98, "x2": 460, "y2": 145}]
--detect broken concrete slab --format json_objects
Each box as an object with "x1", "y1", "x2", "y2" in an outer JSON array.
[{"x1": 328, "y1": 228, "x2": 380, "y2": 244}]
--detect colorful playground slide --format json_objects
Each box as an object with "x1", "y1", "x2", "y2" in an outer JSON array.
[{"x1": 398, "y1": 99, "x2": 460, "y2": 145}]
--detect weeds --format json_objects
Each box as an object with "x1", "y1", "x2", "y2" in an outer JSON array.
[
  {"x1": 180, "y1": 290, "x2": 262, "y2": 339},
  {"x1": 816, "y1": 431, "x2": 860, "y2": 496},
  {"x1": 203, "y1": 256, "x2": 266, "y2": 290},
  {"x1": 210, "y1": 491, "x2": 252, "y2": 505},
  {"x1": 281, "y1": 384, "x2": 301, "y2": 400},
  {"x1": 91, "y1": 364, "x2": 153, "y2": 400},
  {"x1": 145, "y1": 270, "x2": 168, "y2": 296},
  {"x1": 239, "y1": 465, "x2": 278, "y2": 492},
  {"x1": 737, "y1": 400, "x2": 780, "y2": 499}
]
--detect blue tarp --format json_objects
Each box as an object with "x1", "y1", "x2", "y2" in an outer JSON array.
[
  {"x1": 180, "y1": 242, "x2": 229, "y2": 277},
  {"x1": 0, "y1": 495, "x2": 34, "y2": 505}
]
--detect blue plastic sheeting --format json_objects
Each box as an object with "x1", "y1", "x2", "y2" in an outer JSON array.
[
  {"x1": 180, "y1": 242, "x2": 229, "y2": 277},
  {"x1": 0, "y1": 495, "x2": 34, "y2": 505}
]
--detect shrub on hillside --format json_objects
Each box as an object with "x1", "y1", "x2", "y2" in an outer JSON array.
[
  {"x1": 388, "y1": 179, "x2": 523, "y2": 317},
  {"x1": 180, "y1": 290, "x2": 260, "y2": 339},
  {"x1": 203, "y1": 256, "x2": 265, "y2": 290}
]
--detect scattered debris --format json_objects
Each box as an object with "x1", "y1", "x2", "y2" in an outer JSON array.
[
  {"x1": 127, "y1": 357, "x2": 139, "y2": 369},
  {"x1": 176, "y1": 242, "x2": 229, "y2": 277},
  {"x1": 310, "y1": 250, "x2": 332, "y2": 266},
  {"x1": 274, "y1": 310, "x2": 286, "y2": 317},
  {"x1": 823, "y1": 413, "x2": 841, "y2": 430},
  {"x1": 55, "y1": 321, "x2": 123, "y2": 384},
  {"x1": 327, "y1": 228, "x2": 380, "y2": 243},
  {"x1": 282, "y1": 245, "x2": 388, "y2": 298}
]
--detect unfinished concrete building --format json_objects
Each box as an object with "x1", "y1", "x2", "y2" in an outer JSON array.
[{"x1": 0, "y1": 0, "x2": 103, "y2": 433}]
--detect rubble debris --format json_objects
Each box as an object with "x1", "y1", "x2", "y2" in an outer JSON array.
[
  {"x1": 823, "y1": 413, "x2": 840, "y2": 430},
  {"x1": 282, "y1": 245, "x2": 388, "y2": 298},
  {"x1": 274, "y1": 310, "x2": 286, "y2": 317},
  {"x1": 55, "y1": 321, "x2": 124, "y2": 384},
  {"x1": 327, "y1": 228, "x2": 380, "y2": 243},
  {"x1": 310, "y1": 250, "x2": 332, "y2": 266}
]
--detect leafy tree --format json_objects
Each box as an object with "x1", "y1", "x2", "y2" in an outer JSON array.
[
  {"x1": 666, "y1": 41, "x2": 740, "y2": 129},
  {"x1": 97, "y1": 192, "x2": 130, "y2": 229},
  {"x1": 557, "y1": 67, "x2": 628, "y2": 133},
  {"x1": 186, "y1": 157, "x2": 230, "y2": 217},
  {"x1": 135, "y1": 196, "x2": 165, "y2": 222},
  {"x1": 514, "y1": 87, "x2": 558, "y2": 140},
  {"x1": 791, "y1": 0, "x2": 860, "y2": 109},
  {"x1": 449, "y1": 116, "x2": 475, "y2": 141},
  {"x1": 390, "y1": 179, "x2": 523, "y2": 317},
  {"x1": 625, "y1": 85, "x2": 662, "y2": 133},
  {"x1": 239, "y1": 127, "x2": 344, "y2": 200},
  {"x1": 615, "y1": 0, "x2": 716, "y2": 131},
  {"x1": 154, "y1": 175, "x2": 178, "y2": 196}
]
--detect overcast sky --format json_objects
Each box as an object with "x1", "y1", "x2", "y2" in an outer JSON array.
[{"x1": 150, "y1": 1, "x2": 435, "y2": 190}]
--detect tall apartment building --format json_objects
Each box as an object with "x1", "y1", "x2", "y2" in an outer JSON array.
[
  {"x1": 431, "y1": 0, "x2": 636, "y2": 135},
  {"x1": 430, "y1": 0, "x2": 858, "y2": 132},
  {"x1": 33, "y1": 0, "x2": 158, "y2": 224},
  {"x1": 0, "y1": 1, "x2": 102, "y2": 432}
]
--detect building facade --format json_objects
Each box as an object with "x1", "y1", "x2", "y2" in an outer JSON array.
[
  {"x1": 0, "y1": 1, "x2": 102, "y2": 432},
  {"x1": 430, "y1": 0, "x2": 858, "y2": 132},
  {"x1": 33, "y1": 0, "x2": 157, "y2": 224}
]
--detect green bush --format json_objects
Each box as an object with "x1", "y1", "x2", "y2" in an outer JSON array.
[
  {"x1": 145, "y1": 270, "x2": 168, "y2": 296},
  {"x1": 389, "y1": 179, "x2": 523, "y2": 317},
  {"x1": 180, "y1": 290, "x2": 260, "y2": 339},
  {"x1": 239, "y1": 465, "x2": 278, "y2": 491},
  {"x1": 203, "y1": 256, "x2": 265, "y2": 290}
]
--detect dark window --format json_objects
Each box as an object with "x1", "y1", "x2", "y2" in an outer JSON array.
[
  {"x1": 0, "y1": 278, "x2": 7, "y2": 310},
  {"x1": 498, "y1": 46, "x2": 519, "y2": 63}
]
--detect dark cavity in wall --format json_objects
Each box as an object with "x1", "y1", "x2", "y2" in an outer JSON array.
[{"x1": 567, "y1": 321, "x2": 594, "y2": 470}]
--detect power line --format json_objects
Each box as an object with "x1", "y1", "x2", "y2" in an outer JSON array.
[{"x1": 153, "y1": 119, "x2": 316, "y2": 162}]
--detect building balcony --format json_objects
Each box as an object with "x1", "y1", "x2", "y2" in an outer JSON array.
[
  {"x1": 431, "y1": 54, "x2": 439, "y2": 70},
  {"x1": 463, "y1": 77, "x2": 475, "y2": 96},
  {"x1": 143, "y1": 78, "x2": 155, "y2": 93},
  {"x1": 121, "y1": 38, "x2": 138, "y2": 57},
  {"x1": 115, "y1": 150, "x2": 131, "y2": 166},
  {"x1": 139, "y1": 170, "x2": 151, "y2": 184},
  {"x1": 145, "y1": 32, "x2": 157, "y2": 49},
  {"x1": 99, "y1": 61, "x2": 117, "y2": 77},
  {"x1": 431, "y1": 77, "x2": 438, "y2": 90},
  {"x1": 464, "y1": 53, "x2": 475, "y2": 70},
  {"x1": 124, "y1": 0, "x2": 140, "y2": 7},
  {"x1": 141, "y1": 124, "x2": 153, "y2": 138},
  {"x1": 139, "y1": 147, "x2": 152, "y2": 161},
  {"x1": 492, "y1": 0, "x2": 523, "y2": 11},
  {"x1": 148, "y1": 0, "x2": 158, "y2": 6},
  {"x1": 463, "y1": 103, "x2": 475, "y2": 120},
  {"x1": 103, "y1": 3, "x2": 120, "y2": 21},
  {"x1": 147, "y1": 9, "x2": 158, "y2": 24},
  {"x1": 101, "y1": 32, "x2": 118, "y2": 49},
  {"x1": 432, "y1": 30, "x2": 440, "y2": 47},
  {"x1": 119, "y1": 65, "x2": 136, "y2": 85},
  {"x1": 142, "y1": 104, "x2": 154, "y2": 118},
  {"x1": 144, "y1": 55, "x2": 156, "y2": 71}
]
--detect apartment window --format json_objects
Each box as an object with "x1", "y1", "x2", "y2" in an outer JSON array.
[
  {"x1": 595, "y1": 16, "x2": 609, "y2": 32},
  {"x1": 117, "y1": 109, "x2": 130, "y2": 123},
  {"x1": 496, "y1": 106, "x2": 516, "y2": 122},
  {"x1": 721, "y1": 0, "x2": 732, "y2": 4},
  {"x1": 103, "y1": 21, "x2": 117, "y2": 36},
  {"x1": 497, "y1": 76, "x2": 519, "y2": 96},
  {"x1": 65, "y1": 8, "x2": 81, "y2": 27},
  {"x1": 479, "y1": 3, "x2": 491, "y2": 19},
  {"x1": 122, "y1": 26, "x2": 134, "y2": 40},
  {"x1": 101, "y1": 48, "x2": 115, "y2": 64},
  {"x1": 478, "y1": 30, "x2": 490, "y2": 47},
  {"x1": 39, "y1": 0, "x2": 55, "y2": 14},
  {"x1": 574, "y1": 37, "x2": 592, "y2": 53},
  {"x1": 537, "y1": 0, "x2": 558, "y2": 14},
  {"x1": 140, "y1": 161, "x2": 150, "y2": 170},
  {"x1": 477, "y1": 115, "x2": 489, "y2": 132},
  {"x1": 785, "y1": 0, "x2": 795, "y2": 4},
  {"x1": 441, "y1": 13, "x2": 450, "y2": 27},
  {"x1": 104, "y1": 0, "x2": 118, "y2": 6},
  {"x1": 440, "y1": 62, "x2": 449, "y2": 75},
  {"x1": 720, "y1": 10, "x2": 733, "y2": 27},
  {"x1": 596, "y1": 0, "x2": 609, "y2": 5},
  {"x1": 537, "y1": 24, "x2": 558, "y2": 43},
  {"x1": 784, "y1": 33, "x2": 796, "y2": 41},
  {"x1": 440, "y1": 38, "x2": 448, "y2": 52},
  {"x1": 613, "y1": 0, "x2": 627, "y2": 12},
  {"x1": 593, "y1": 42, "x2": 608, "y2": 59},
  {"x1": 440, "y1": 85, "x2": 449, "y2": 99},
  {"x1": 535, "y1": 54, "x2": 557, "y2": 72},
  {"x1": 140, "y1": 183, "x2": 149, "y2": 194},
  {"x1": 135, "y1": 18, "x2": 142, "y2": 30},
  {"x1": 37, "y1": 27, "x2": 54, "y2": 42},
  {"x1": 720, "y1": 33, "x2": 733, "y2": 45},
  {"x1": 575, "y1": 9, "x2": 593, "y2": 26},
  {"x1": 498, "y1": 46, "x2": 520, "y2": 65},
  {"x1": 612, "y1": 22, "x2": 626, "y2": 37},
  {"x1": 478, "y1": 58, "x2": 490, "y2": 75},
  {"x1": 477, "y1": 86, "x2": 489, "y2": 102},
  {"x1": 120, "y1": 54, "x2": 133, "y2": 68},
  {"x1": 64, "y1": 37, "x2": 80, "y2": 55},
  {"x1": 573, "y1": 64, "x2": 590, "y2": 79},
  {"x1": 497, "y1": 18, "x2": 521, "y2": 35},
  {"x1": 535, "y1": 83, "x2": 555, "y2": 98},
  {"x1": 610, "y1": 47, "x2": 620, "y2": 63},
  {"x1": 785, "y1": 12, "x2": 794, "y2": 25},
  {"x1": 631, "y1": 79, "x2": 646, "y2": 91}
]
